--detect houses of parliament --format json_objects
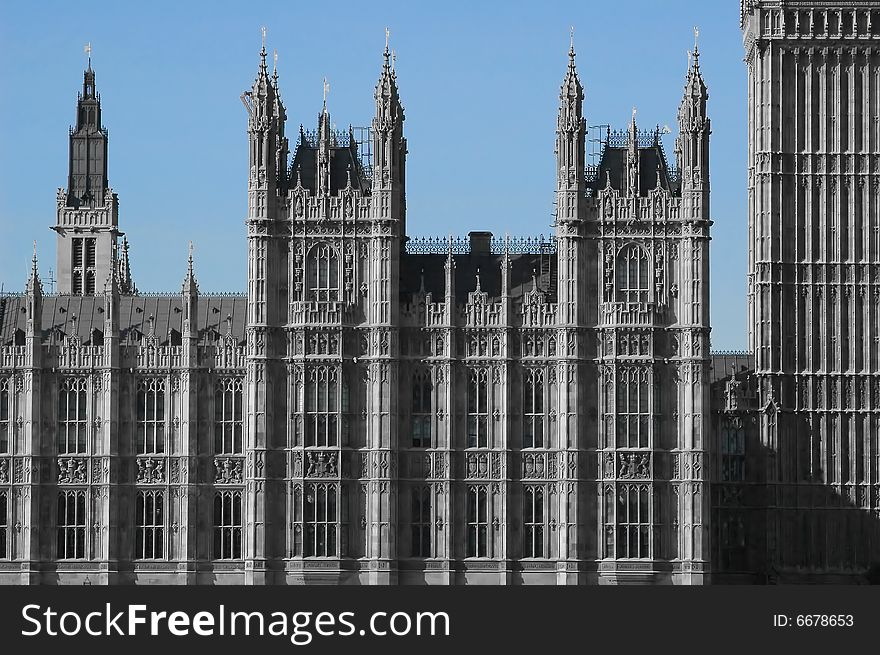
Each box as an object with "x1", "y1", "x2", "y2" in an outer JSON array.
[{"x1": 1, "y1": 1, "x2": 879, "y2": 585}]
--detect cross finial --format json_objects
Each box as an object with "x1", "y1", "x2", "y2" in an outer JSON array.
[{"x1": 261, "y1": 26, "x2": 267, "y2": 50}]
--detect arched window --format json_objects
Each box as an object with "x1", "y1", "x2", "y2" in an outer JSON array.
[
  {"x1": 215, "y1": 377, "x2": 244, "y2": 454},
  {"x1": 306, "y1": 244, "x2": 339, "y2": 302},
  {"x1": 466, "y1": 485, "x2": 489, "y2": 557},
  {"x1": 411, "y1": 369, "x2": 432, "y2": 448},
  {"x1": 523, "y1": 368, "x2": 544, "y2": 448},
  {"x1": 616, "y1": 367, "x2": 651, "y2": 449},
  {"x1": 616, "y1": 244, "x2": 650, "y2": 304},
  {"x1": 304, "y1": 366, "x2": 342, "y2": 447},
  {"x1": 136, "y1": 378, "x2": 166, "y2": 454},
  {"x1": 466, "y1": 369, "x2": 489, "y2": 448},
  {"x1": 58, "y1": 377, "x2": 88, "y2": 454},
  {"x1": 523, "y1": 485, "x2": 546, "y2": 558}
]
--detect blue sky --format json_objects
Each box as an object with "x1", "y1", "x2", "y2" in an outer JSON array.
[{"x1": 0, "y1": 0, "x2": 749, "y2": 350}]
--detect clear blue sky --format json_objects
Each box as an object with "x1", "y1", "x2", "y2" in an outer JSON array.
[{"x1": 0, "y1": 0, "x2": 749, "y2": 351}]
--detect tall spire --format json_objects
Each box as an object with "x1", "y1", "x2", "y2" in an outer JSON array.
[
  {"x1": 117, "y1": 235, "x2": 135, "y2": 294},
  {"x1": 559, "y1": 30, "x2": 583, "y2": 114},
  {"x1": 556, "y1": 33, "x2": 585, "y2": 203},
  {"x1": 182, "y1": 241, "x2": 199, "y2": 295},
  {"x1": 626, "y1": 106, "x2": 640, "y2": 196},
  {"x1": 67, "y1": 48, "x2": 107, "y2": 208},
  {"x1": 374, "y1": 27, "x2": 401, "y2": 134},
  {"x1": 26, "y1": 241, "x2": 42, "y2": 296},
  {"x1": 372, "y1": 28, "x2": 405, "y2": 192},
  {"x1": 242, "y1": 26, "x2": 287, "y2": 203},
  {"x1": 683, "y1": 27, "x2": 708, "y2": 106}
]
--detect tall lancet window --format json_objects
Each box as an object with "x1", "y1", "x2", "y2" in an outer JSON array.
[
  {"x1": 523, "y1": 368, "x2": 544, "y2": 448},
  {"x1": 58, "y1": 377, "x2": 88, "y2": 454},
  {"x1": 307, "y1": 243, "x2": 339, "y2": 302},
  {"x1": 411, "y1": 369, "x2": 432, "y2": 448},
  {"x1": 136, "y1": 378, "x2": 166, "y2": 454},
  {"x1": 616, "y1": 367, "x2": 651, "y2": 449},
  {"x1": 467, "y1": 369, "x2": 489, "y2": 448},
  {"x1": 616, "y1": 244, "x2": 650, "y2": 304}
]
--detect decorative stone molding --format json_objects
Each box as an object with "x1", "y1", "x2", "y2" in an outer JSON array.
[
  {"x1": 137, "y1": 457, "x2": 165, "y2": 484},
  {"x1": 306, "y1": 451, "x2": 337, "y2": 478},
  {"x1": 617, "y1": 452, "x2": 651, "y2": 479},
  {"x1": 214, "y1": 457, "x2": 244, "y2": 484},
  {"x1": 58, "y1": 457, "x2": 88, "y2": 484}
]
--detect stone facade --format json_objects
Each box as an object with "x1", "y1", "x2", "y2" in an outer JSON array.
[
  {"x1": 0, "y1": 37, "x2": 714, "y2": 584},
  {"x1": 710, "y1": 1, "x2": 880, "y2": 583}
]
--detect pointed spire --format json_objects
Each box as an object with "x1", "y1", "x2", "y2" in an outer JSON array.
[
  {"x1": 560, "y1": 28, "x2": 583, "y2": 105},
  {"x1": 627, "y1": 107, "x2": 640, "y2": 196},
  {"x1": 182, "y1": 241, "x2": 199, "y2": 295},
  {"x1": 26, "y1": 241, "x2": 43, "y2": 296},
  {"x1": 683, "y1": 27, "x2": 708, "y2": 103},
  {"x1": 374, "y1": 27, "x2": 401, "y2": 133},
  {"x1": 82, "y1": 44, "x2": 96, "y2": 100}
]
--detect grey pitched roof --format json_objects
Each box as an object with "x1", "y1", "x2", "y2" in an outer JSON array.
[
  {"x1": 709, "y1": 352, "x2": 754, "y2": 384},
  {"x1": 400, "y1": 252, "x2": 557, "y2": 305},
  {"x1": 0, "y1": 294, "x2": 247, "y2": 346}
]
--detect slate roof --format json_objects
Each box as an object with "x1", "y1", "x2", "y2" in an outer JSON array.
[
  {"x1": 589, "y1": 143, "x2": 681, "y2": 197},
  {"x1": 709, "y1": 352, "x2": 754, "y2": 384},
  {"x1": 400, "y1": 252, "x2": 557, "y2": 305},
  {"x1": 0, "y1": 294, "x2": 247, "y2": 347}
]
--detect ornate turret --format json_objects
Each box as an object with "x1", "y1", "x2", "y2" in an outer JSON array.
[
  {"x1": 54, "y1": 51, "x2": 123, "y2": 296},
  {"x1": 555, "y1": 36, "x2": 585, "y2": 218},
  {"x1": 626, "y1": 108, "x2": 640, "y2": 197},
  {"x1": 181, "y1": 242, "x2": 199, "y2": 357},
  {"x1": 67, "y1": 59, "x2": 108, "y2": 208},
  {"x1": 371, "y1": 33, "x2": 407, "y2": 233},
  {"x1": 675, "y1": 37, "x2": 710, "y2": 211},
  {"x1": 25, "y1": 243, "x2": 42, "y2": 337},
  {"x1": 242, "y1": 34, "x2": 287, "y2": 217}
]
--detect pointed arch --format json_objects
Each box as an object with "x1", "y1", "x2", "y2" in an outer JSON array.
[
  {"x1": 306, "y1": 243, "x2": 339, "y2": 302},
  {"x1": 615, "y1": 243, "x2": 650, "y2": 304}
]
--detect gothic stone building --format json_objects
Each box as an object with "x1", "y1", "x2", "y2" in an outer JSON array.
[
  {"x1": 1, "y1": 31, "x2": 715, "y2": 585},
  {"x1": 709, "y1": 1, "x2": 880, "y2": 584}
]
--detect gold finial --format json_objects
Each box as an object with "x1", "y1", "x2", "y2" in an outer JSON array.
[
  {"x1": 385, "y1": 26, "x2": 390, "y2": 51},
  {"x1": 261, "y1": 26, "x2": 267, "y2": 49}
]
